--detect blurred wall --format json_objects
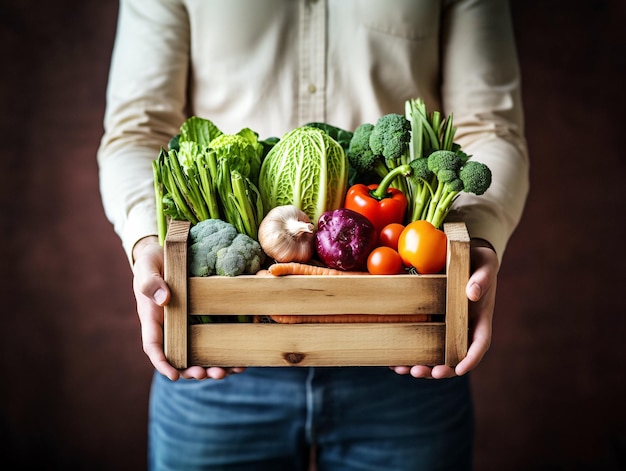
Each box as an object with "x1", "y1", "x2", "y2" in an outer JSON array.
[{"x1": 1, "y1": 1, "x2": 625, "y2": 470}]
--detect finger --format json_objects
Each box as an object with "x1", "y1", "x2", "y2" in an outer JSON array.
[
  {"x1": 430, "y1": 365, "x2": 457, "y2": 379},
  {"x1": 133, "y1": 258, "x2": 170, "y2": 306},
  {"x1": 390, "y1": 366, "x2": 412, "y2": 375},
  {"x1": 409, "y1": 365, "x2": 433, "y2": 379},
  {"x1": 466, "y1": 247, "x2": 498, "y2": 302},
  {"x1": 140, "y1": 320, "x2": 181, "y2": 381},
  {"x1": 455, "y1": 315, "x2": 492, "y2": 376}
]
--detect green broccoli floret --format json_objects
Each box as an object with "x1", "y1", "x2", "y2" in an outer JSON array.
[
  {"x1": 459, "y1": 160, "x2": 492, "y2": 196},
  {"x1": 425, "y1": 152, "x2": 492, "y2": 228},
  {"x1": 368, "y1": 113, "x2": 411, "y2": 193},
  {"x1": 346, "y1": 123, "x2": 389, "y2": 182},
  {"x1": 188, "y1": 218, "x2": 239, "y2": 276},
  {"x1": 215, "y1": 233, "x2": 265, "y2": 277},
  {"x1": 423, "y1": 150, "x2": 463, "y2": 225},
  {"x1": 369, "y1": 113, "x2": 412, "y2": 165}
]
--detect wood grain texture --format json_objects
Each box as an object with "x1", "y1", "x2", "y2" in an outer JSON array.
[
  {"x1": 189, "y1": 323, "x2": 446, "y2": 366},
  {"x1": 443, "y1": 222, "x2": 470, "y2": 366},
  {"x1": 163, "y1": 220, "x2": 191, "y2": 368}
]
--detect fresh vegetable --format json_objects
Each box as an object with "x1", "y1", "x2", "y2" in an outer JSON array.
[
  {"x1": 346, "y1": 123, "x2": 388, "y2": 183},
  {"x1": 215, "y1": 233, "x2": 265, "y2": 277},
  {"x1": 258, "y1": 205, "x2": 316, "y2": 263},
  {"x1": 368, "y1": 113, "x2": 412, "y2": 194},
  {"x1": 179, "y1": 115, "x2": 223, "y2": 148},
  {"x1": 210, "y1": 130, "x2": 262, "y2": 185},
  {"x1": 367, "y1": 246, "x2": 404, "y2": 275},
  {"x1": 424, "y1": 154, "x2": 492, "y2": 228},
  {"x1": 315, "y1": 208, "x2": 377, "y2": 271},
  {"x1": 397, "y1": 220, "x2": 447, "y2": 274},
  {"x1": 405, "y1": 98, "x2": 457, "y2": 158},
  {"x1": 378, "y1": 223, "x2": 405, "y2": 251},
  {"x1": 210, "y1": 130, "x2": 264, "y2": 239},
  {"x1": 403, "y1": 98, "x2": 481, "y2": 224},
  {"x1": 152, "y1": 117, "x2": 264, "y2": 243},
  {"x1": 259, "y1": 126, "x2": 349, "y2": 227},
  {"x1": 188, "y1": 218, "x2": 265, "y2": 277},
  {"x1": 304, "y1": 122, "x2": 354, "y2": 152},
  {"x1": 267, "y1": 262, "x2": 367, "y2": 276},
  {"x1": 343, "y1": 169, "x2": 408, "y2": 235},
  {"x1": 369, "y1": 113, "x2": 411, "y2": 166}
]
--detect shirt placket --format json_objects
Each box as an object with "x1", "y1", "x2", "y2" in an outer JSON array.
[{"x1": 298, "y1": 0, "x2": 327, "y2": 125}]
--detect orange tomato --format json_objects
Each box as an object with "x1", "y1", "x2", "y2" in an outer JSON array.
[
  {"x1": 367, "y1": 246, "x2": 405, "y2": 275},
  {"x1": 378, "y1": 223, "x2": 405, "y2": 251},
  {"x1": 397, "y1": 221, "x2": 447, "y2": 274}
]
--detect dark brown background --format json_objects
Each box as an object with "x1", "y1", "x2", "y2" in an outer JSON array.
[{"x1": 2, "y1": 1, "x2": 625, "y2": 469}]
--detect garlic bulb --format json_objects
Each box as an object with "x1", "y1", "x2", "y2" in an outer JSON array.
[{"x1": 258, "y1": 205, "x2": 316, "y2": 263}]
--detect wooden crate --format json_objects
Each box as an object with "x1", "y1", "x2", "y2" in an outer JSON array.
[{"x1": 164, "y1": 219, "x2": 470, "y2": 368}]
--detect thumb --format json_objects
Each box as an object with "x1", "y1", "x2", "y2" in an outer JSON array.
[
  {"x1": 132, "y1": 241, "x2": 170, "y2": 306},
  {"x1": 466, "y1": 245, "x2": 499, "y2": 302}
]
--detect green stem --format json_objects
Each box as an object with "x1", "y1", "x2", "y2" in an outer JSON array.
[
  {"x1": 231, "y1": 171, "x2": 258, "y2": 240},
  {"x1": 168, "y1": 151, "x2": 203, "y2": 223},
  {"x1": 373, "y1": 159, "x2": 389, "y2": 180},
  {"x1": 429, "y1": 190, "x2": 460, "y2": 229},
  {"x1": 441, "y1": 115, "x2": 456, "y2": 151},
  {"x1": 152, "y1": 159, "x2": 167, "y2": 246},
  {"x1": 197, "y1": 153, "x2": 221, "y2": 219},
  {"x1": 425, "y1": 180, "x2": 445, "y2": 223},
  {"x1": 406, "y1": 100, "x2": 424, "y2": 161},
  {"x1": 369, "y1": 164, "x2": 411, "y2": 200},
  {"x1": 163, "y1": 159, "x2": 198, "y2": 224},
  {"x1": 409, "y1": 181, "x2": 434, "y2": 223},
  {"x1": 185, "y1": 164, "x2": 210, "y2": 221}
]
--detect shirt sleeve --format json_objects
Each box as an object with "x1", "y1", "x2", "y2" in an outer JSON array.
[
  {"x1": 441, "y1": 0, "x2": 530, "y2": 261},
  {"x1": 97, "y1": 0, "x2": 190, "y2": 263}
]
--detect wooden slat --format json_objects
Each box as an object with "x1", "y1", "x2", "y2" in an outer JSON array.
[
  {"x1": 163, "y1": 220, "x2": 191, "y2": 369},
  {"x1": 443, "y1": 222, "x2": 470, "y2": 366},
  {"x1": 188, "y1": 274, "x2": 446, "y2": 316},
  {"x1": 189, "y1": 322, "x2": 445, "y2": 367}
]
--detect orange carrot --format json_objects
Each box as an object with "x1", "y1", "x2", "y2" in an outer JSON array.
[
  {"x1": 268, "y1": 262, "x2": 368, "y2": 276},
  {"x1": 270, "y1": 314, "x2": 430, "y2": 323}
]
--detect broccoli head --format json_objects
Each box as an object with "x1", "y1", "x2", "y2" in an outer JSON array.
[
  {"x1": 459, "y1": 160, "x2": 492, "y2": 195},
  {"x1": 423, "y1": 153, "x2": 493, "y2": 228},
  {"x1": 215, "y1": 233, "x2": 265, "y2": 277},
  {"x1": 188, "y1": 218, "x2": 265, "y2": 277},
  {"x1": 346, "y1": 123, "x2": 389, "y2": 181},
  {"x1": 188, "y1": 218, "x2": 239, "y2": 276},
  {"x1": 369, "y1": 113, "x2": 412, "y2": 165},
  {"x1": 427, "y1": 150, "x2": 463, "y2": 180}
]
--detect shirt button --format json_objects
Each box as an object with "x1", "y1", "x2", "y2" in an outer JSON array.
[{"x1": 308, "y1": 84, "x2": 317, "y2": 94}]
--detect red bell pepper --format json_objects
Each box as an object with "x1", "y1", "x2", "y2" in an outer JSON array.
[{"x1": 344, "y1": 179, "x2": 408, "y2": 235}]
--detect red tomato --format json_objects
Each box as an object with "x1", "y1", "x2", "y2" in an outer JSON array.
[
  {"x1": 397, "y1": 221, "x2": 447, "y2": 274},
  {"x1": 378, "y1": 223, "x2": 405, "y2": 251},
  {"x1": 367, "y1": 246, "x2": 405, "y2": 275}
]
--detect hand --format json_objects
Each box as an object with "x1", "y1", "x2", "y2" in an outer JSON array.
[
  {"x1": 391, "y1": 240, "x2": 500, "y2": 379},
  {"x1": 132, "y1": 236, "x2": 246, "y2": 381}
]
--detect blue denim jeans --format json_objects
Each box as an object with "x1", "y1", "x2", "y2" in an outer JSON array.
[{"x1": 148, "y1": 367, "x2": 474, "y2": 470}]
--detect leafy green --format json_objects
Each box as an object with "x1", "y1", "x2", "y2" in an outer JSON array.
[
  {"x1": 259, "y1": 126, "x2": 348, "y2": 226},
  {"x1": 152, "y1": 116, "x2": 264, "y2": 243}
]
